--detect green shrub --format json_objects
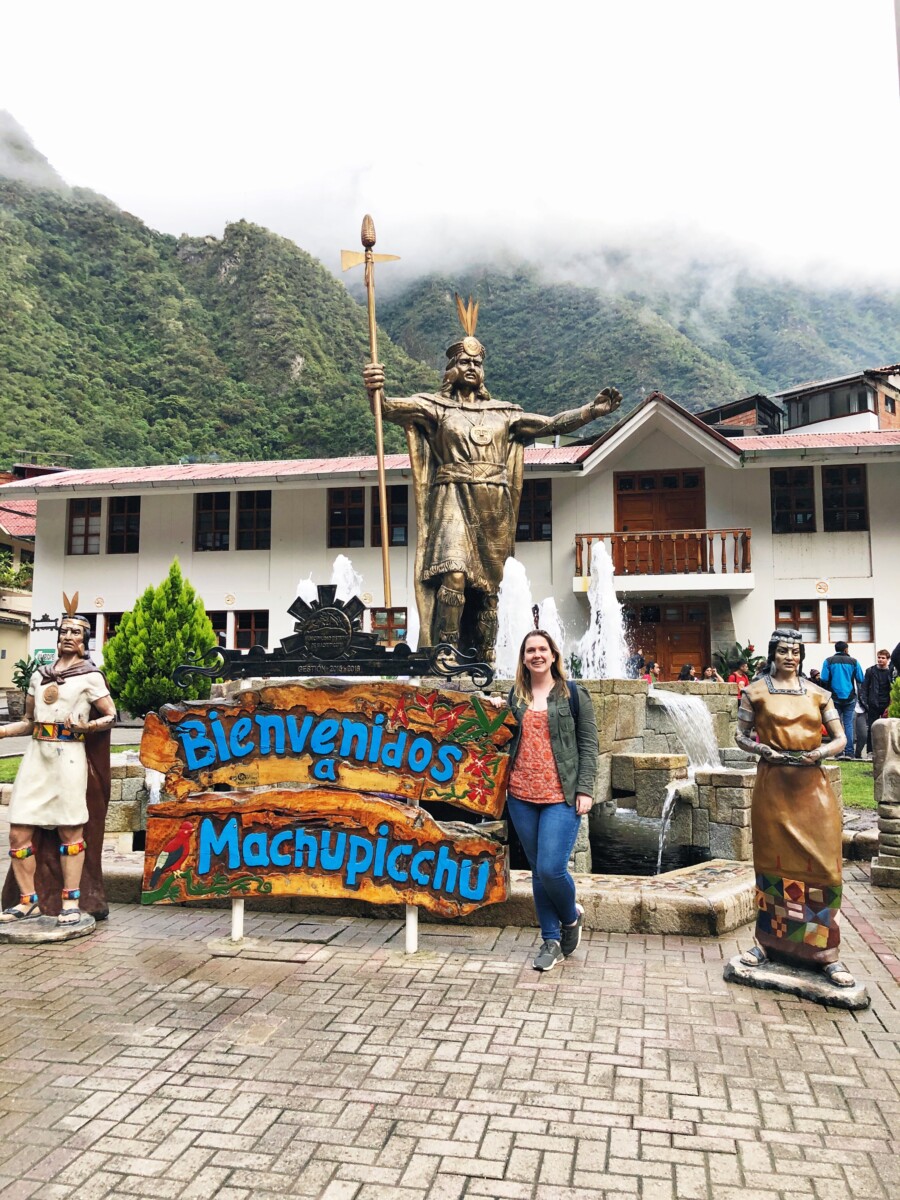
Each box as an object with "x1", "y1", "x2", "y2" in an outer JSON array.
[{"x1": 102, "y1": 560, "x2": 217, "y2": 717}]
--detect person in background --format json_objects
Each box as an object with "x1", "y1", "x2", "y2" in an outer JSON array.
[
  {"x1": 819, "y1": 641, "x2": 865, "y2": 759},
  {"x1": 702, "y1": 665, "x2": 725, "y2": 683},
  {"x1": 860, "y1": 649, "x2": 893, "y2": 757},
  {"x1": 677, "y1": 663, "x2": 698, "y2": 682},
  {"x1": 496, "y1": 630, "x2": 598, "y2": 972},
  {"x1": 625, "y1": 646, "x2": 645, "y2": 680},
  {"x1": 728, "y1": 660, "x2": 751, "y2": 696},
  {"x1": 642, "y1": 660, "x2": 661, "y2": 683}
]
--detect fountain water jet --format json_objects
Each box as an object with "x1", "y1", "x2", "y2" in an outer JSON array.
[
  {"x1": 331, "y1": 555, "x2": 363, "y2": 603},
  {"x1": 537, "y1": 597, "x2": 566, "y2": 656},
  {"x1": 495, "y1": 558, "x2": 536, "y2": 678},
  {"x1": 577, "y1": 541, "x2": 629, "y2": 679}
]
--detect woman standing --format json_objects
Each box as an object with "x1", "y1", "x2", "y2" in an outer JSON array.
[
  {"x1": 735, "y1": 628, "x2": 854, "y2": 986},
  {"x1": 502, "y1": 630, "x2": 598, "y2": 971}
]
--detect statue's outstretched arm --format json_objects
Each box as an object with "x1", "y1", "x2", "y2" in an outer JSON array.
[{"x1": 511, "y1": 387, "x2": 622, "y2": 440}]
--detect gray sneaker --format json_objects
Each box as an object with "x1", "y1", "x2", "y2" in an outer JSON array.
[
  {"x1": 533, "y1": 940, "x2": 564, "y2": 971},
  {"x1": 560, "y1": 903, "x2": 584, "y2": 957}
]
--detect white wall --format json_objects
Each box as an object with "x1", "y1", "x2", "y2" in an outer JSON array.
[{"x1": 27, "y1": 447, "x2": 899, "y2": 674}]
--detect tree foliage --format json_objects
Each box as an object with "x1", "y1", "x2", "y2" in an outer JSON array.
[{"x1": 102, "y1": 561, "x2": 216, "y2": 716}]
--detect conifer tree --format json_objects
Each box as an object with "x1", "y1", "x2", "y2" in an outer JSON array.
[{"x1": 102, "y1": 560, "x2": 217, "y2": 716}]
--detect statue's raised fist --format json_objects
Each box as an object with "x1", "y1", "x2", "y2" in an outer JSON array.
[{"x1": 591, "y1": 387, "x2": 623, "y2": 417}]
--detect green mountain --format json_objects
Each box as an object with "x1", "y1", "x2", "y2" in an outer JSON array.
[
  {"x1": 1, "y1": 115, "x2": 898, "y2": 468},
  {"x1": 0, "y1": 122, "x2": 436, "y2": 468},
  {"x1": 379, "y1": 264, "x2": 900, "y2": 436}
]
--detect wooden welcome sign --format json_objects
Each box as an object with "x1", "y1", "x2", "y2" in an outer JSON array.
[
  {"x1": 140, "y1": 681, "x2": 515, "y2": 915},
  {"x1": 141, "y1": 787, "x2": 508, "y2": 916},
  {"x1": 140, "y1": 681, "x2": 515, "y2": 817}
]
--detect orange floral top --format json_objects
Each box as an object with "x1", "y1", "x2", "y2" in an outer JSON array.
[{"x1": 508, "y1": 708, "x2": 565, "y2": 804}]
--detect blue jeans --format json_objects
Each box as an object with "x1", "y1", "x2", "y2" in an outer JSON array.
[
  {"x1": 506, "y1": 795, "x2": 581, "y2": 942},
  {"x1": 834, "y1": 697, "x2": 856, "y2": 757}
]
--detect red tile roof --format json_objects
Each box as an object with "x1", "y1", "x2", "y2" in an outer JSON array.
[
  {"x1": 0, "y1": 500, "x2": 36, "y2": 538},
  {"x1": 0, "y1": 446, "x2": 594, "y2": 496},
  {"x1": 739, "y1": 431, "x2": 900, "y2": 450}
]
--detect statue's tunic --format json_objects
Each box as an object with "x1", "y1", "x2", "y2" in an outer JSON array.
[
  {"x1": 9, "y1": 670, "x2": 110, "y2": 829},
  {"x1": 740, "y1": 677, "x2": 842, "y2": 966},
  {"x1": 382, "y1": 392, "x2": 597, "y2": 629}
]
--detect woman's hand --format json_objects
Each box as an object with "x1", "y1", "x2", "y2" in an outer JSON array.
[
  {"x1": 575, "y1": 793, "x2": 593, "y2": 816},
  {"x1": 485, "y1": 695, "x2": 505, "y2": 709},
  {"x1": 800, "y1": 748, "x2": 822, "y2": 765},
  {"x1": 758, "y1": 743, "x2": 787, "y2": 765}
]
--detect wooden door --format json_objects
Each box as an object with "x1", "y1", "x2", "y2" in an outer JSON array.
[
  {"x1": 626, "y1": 602, "x2": 710, "y2": 681},
  {"x1": 615, "y1": 470, "x2": 706, "y2": 574},
  {"x1": 614, "y1": 494, "x2": 655, "y2": 573}
]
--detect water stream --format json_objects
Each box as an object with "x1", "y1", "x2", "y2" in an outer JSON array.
[{"x1": 577, "y1": 541, "x2": 629, "y2": 680}]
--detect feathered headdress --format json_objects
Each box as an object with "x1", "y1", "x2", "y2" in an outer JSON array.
[
  {"x1": 446, "y1": 293, "x2": 486, "y2": 361},
  {"x1": 60, "y1": 592, "x2": 92, "y2": 637}
]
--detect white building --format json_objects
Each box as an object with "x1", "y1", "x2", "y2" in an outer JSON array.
[{"x1": 2, "y1": 391, "x2": 898, "y2": 679}]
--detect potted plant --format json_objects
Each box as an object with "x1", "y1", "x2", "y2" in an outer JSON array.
[{"x1": 5, "y1": 656, "x2": 39, "y2": 720}]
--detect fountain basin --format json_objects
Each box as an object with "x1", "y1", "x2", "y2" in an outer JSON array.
[{"x1": 102, "y1": 855, "x2": 755, "y2": 937}]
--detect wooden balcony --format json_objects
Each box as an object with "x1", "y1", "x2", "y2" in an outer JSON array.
[{"x1": 574, "y1": 528, "x2": 752, "y2": 578}]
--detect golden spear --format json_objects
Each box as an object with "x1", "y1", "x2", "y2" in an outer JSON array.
[{"x1": 342, "y1": 215, "x2": 399, "y2": 607}]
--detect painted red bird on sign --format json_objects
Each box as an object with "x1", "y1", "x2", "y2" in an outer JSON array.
[{"x1": 148, "y1": 821, "x2": 193, "y2": 889}]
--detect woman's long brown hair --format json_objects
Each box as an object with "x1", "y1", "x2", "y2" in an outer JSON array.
[{"x1": 512, "y1": 629, "x2": 569, "y2": 705}]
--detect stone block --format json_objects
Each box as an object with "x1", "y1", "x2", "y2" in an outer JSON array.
[
  {"x1": 871, "y1": 856, "x2": 900, "y2": 887},
  {"x1": 692, "y1": 807, "x2": 710, "y2": 847},
  {"x1": 872, "y1": 718, "x2": 900, "y2": 806},
  {"x1": 594, "y1": 754, "x2": 612, "y2": 805},
  {"x1": 633, "y1": 754, "x2": 689, "y2": 771},
  {"x1": 877, "y1": 803, "x2": 900, "y2": 820},
  {"x1": 126, "y1": 763, "x2": 144, "y2": 778},
  {"x1": 105, "y1": 800, "x2": 141, "y2": 834},
  {"x1": 609, "y1": 737, "x2": 644, "y2": 757},
  {"x1": 878, "y1": 832, "x2": 900, "y2": 851},
  {"x1": 640, "y1": 733, "x2": 671, "y2": 753},
  {"x1": 594, "y1": 696, "x2": 618, "y2": 753},
  {"x1": 870, "y1": 851, "x2": 900, "y2": 868},
  {"x1": 635, "y1": 770, "x2": 685, "y2": 818},
  {"x1": 108, "y1": 778, "x2": 123, "y2": 802},
  {"x1": 614, "y1": 694, "x2": 646, "y2": 741},
  {"x1": 122, "y1": 776, "x2": 145, "y2": 802},
  {"x1": 109, "y1": 763, "x2": 126, "y2": 780},
  {"x1": 879, "y1": 818, "x2": 900, "y2": 835},
  {"x1": 610, "y1": 754, "x2": 634, "y2": 793},
  {"x1": 665, "y1": 806, "x2": 693, "y2": 848},
  {"x1": 709, "y1": 823, "x2": 752, "y2": 862},
  {"x1": 582, "y1": 680, "x2": 616, "y2": 698}
]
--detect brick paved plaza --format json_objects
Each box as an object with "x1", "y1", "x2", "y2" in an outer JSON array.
[{"x1": 1, "y1": 834, "x2": 899, "y2": 1199}]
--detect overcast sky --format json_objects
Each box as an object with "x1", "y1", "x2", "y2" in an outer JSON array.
[{"x1": 3, "y1": 0, "x2": 899, "y2": 289}]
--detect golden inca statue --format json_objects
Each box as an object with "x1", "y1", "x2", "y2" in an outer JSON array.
[{"x1": 363, "y1": 296, "x2": 622, "y2": 663}]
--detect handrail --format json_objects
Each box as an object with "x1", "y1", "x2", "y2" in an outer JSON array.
[{"x1": 574, "y1": 528, "x2": 752, "y2": 576}]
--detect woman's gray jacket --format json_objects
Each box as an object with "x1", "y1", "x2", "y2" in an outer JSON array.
[{"x1": 506, "y1": 683, "x2": 599, "y2": 806}]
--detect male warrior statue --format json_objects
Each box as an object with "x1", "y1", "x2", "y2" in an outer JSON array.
[
  {"x1": 0, "y1": 596, "x2": 116, "y2": 929},
  {"x1": 364, "y1": 297, "x2": 622, "y2": 661}
]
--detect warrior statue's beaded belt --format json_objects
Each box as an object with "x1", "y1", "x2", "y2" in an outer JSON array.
[{"x1": 33, "y1": 723, "x2": 85, "y2": 743}]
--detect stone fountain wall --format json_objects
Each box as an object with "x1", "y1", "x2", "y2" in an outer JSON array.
[{"x1": 576, "y1": 680, "x2": 842, "y2": 870}]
